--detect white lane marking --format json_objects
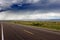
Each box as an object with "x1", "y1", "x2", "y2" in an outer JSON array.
[
  {"x1": 24, "y1": 30, "x2": 34, "y2": 35},
  {"x1": 1, "y1": 23, "x2": 4, "y2": 40}
]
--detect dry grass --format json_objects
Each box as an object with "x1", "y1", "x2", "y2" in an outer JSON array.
[{"x1": 9, "y1": 21, "x2": 60, "y2": 30}]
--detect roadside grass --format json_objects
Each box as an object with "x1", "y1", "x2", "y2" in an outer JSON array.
[{"x1": 9, "y1": 21, "x2": 60, "y2": 30}]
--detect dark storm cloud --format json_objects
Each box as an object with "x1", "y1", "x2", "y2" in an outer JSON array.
[{"x1": 0, "y1": 0, "x2": 60, "y2": 12}]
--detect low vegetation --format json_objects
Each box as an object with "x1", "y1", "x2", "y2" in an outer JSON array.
[{"x1": 9, "y1": 21, "x2": 60, "y2": 30}]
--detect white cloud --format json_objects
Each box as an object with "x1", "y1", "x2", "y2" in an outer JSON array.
[
  {"x1": 0, "y1": 11, "x2": 60, "y2": 20},
  {"x1": 0, "y1": 0, "x2": 23, "y2": 9},
  {"x1": 0, "y1": 0, "x2": 60, "y2": 20},
  {"x1": 31, "y1": 0, "x2": 40, "y2": 3}
]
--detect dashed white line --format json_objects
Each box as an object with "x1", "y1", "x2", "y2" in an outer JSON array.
[
  {"x1": 1, "y1": 23, "x2": 4, "y2": 40},
  {"x1": 24, "y1": 30, "x2": 34, "y2": 35}
]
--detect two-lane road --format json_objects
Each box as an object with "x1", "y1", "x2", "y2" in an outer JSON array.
[{"x1": 0, "y1": 22, "x2": 60, "y2": 40}]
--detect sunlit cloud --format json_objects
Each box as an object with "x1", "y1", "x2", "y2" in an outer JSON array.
[{"x1": 0, "y1": 11, "x2": 60, "y2": 20}]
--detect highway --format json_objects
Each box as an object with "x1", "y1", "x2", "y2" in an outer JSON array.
[{"x1": 0, "y1": 22, "x2": 60, "y2": 40}]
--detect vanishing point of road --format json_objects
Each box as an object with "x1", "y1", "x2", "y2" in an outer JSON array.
[{"x1": 0, "y1": 22, "x2": 60, "y2": 40}]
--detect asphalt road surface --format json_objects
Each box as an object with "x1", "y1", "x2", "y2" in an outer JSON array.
[
  {"x1": 0, "y1": 22, "x2": 60, "y2": 40},
  {"x1": 0, "y1": 23, "x2": 1, "y2": 40}
]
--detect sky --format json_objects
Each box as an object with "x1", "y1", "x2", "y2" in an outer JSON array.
[{"x1": 0, "y1": 0, "x2": 60, "y2": 20}]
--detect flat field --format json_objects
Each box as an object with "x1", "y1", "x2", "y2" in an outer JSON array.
[{"x1": 9, "y1": 21, "x2": 60, "y2": 30}]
